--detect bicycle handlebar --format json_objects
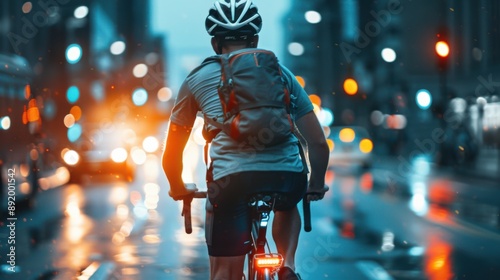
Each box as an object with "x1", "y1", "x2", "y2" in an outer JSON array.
[
  {"x1": 183, "y1": 191, "x2": 207, "y2": 234},
  {"x1": 180, "y1": 185, "x2": 316, "y2": 234},
  {"x1": 302, "y1": 198, "x2": 312, "y2": 232}
]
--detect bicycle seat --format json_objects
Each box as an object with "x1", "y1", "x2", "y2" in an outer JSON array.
[{"x1": 247, "y1": 192, "x2": 288, "y2": 211}]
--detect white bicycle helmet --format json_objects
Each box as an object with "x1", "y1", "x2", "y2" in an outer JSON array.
[{"x1": 205, "y1": 0, "x2": 262, "y2": 40}]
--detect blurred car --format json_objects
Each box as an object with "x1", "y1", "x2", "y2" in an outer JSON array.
[
  {"x1": 327, "y1": 126, "x2": 373, "y2": 169},
  {"x1": 63, "y1": 122, "x2": 138, "y2": 183}
]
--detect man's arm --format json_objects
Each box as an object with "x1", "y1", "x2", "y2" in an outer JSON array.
[
  {"x1": 162, "y1": 122, "x2": 194, "y2": 200},
  {"x1": 295, "y1": 111, "x2": 330, "y2": 201}
]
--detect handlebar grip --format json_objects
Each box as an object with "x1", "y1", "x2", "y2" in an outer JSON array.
[
  {"x1": 303, "y1": 197, "x2": 311, "y2": 232},
  {"x1": 183, "y1": 197, "x2": 193, "y2": 234},
  {"x1": 183, "y1": 191, "x2": 207, "y2": 234}
]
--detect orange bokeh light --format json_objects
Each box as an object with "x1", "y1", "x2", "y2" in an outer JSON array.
[
  {"x1": 339, "y1": 128, "x2": 355, "y2": 143},
  {"x1": 295, "y1": 76, "x2": 306, "y2": 88},
  {"x1": 309, "y1": 94, "x2": 321, "y2": 107},
  {"x1": 327, "y1": 138, "x2": 334, "y2": 152},
  {"x1": 25, "y1": 84, "x2": 31, "y2": 99},
  {"x1": 343, "y1": 78, "x2": 358, "y2": 95},
  {"x1": 359, "y1": 139, "x2": 373, "y2": 153},
  {"x1": 70, "y1": 106, "x2": 82, "y2": 121}
]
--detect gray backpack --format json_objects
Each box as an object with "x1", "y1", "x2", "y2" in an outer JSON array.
[{"x1": 203, "y1": 48, "x2": 294, "y2": 147}]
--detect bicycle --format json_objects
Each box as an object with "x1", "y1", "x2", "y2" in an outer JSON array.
[{"x1": 181, "y1": 184, "x2": 313, "y2": 280}]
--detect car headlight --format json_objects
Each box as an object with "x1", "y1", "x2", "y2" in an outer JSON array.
[
  {"x1": 142, "y1": 136, "x2": 159, "y2": 153},
  {"x1": 111, "y1": 148, "x2": 128, "y2": 163},
  {"x1": 63, "y1": 150, "x2": 80, "y2": 165}
]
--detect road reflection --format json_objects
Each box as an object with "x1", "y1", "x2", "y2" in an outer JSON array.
[
  {"x1": 424, "y1": 236, "x2": 454, "y2": 280},
  {"x1": 330, "y1": 155, "x2": 500, "y2": 279}
]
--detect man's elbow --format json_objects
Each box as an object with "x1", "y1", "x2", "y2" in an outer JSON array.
[{"x1": 309, "y1": 138, "x2": 330, "y2": 156}]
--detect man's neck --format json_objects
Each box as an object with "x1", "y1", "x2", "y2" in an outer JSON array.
[{"x1": 222, "y1": 43, "x2": 251, "y2": 54}]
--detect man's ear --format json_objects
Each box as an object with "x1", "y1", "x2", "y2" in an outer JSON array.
[{"x1": 211, "y1": 37, "x2": 221, "y2": 54}]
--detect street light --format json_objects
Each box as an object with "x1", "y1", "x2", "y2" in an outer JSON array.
[
  {"x1": 381, "y1": 48, "x2": 397, "y2": 63},
  {"x1": 65, "y1": 44, "x2": 82, "y2": 64},
  {"x1": 416, "y1": 89, "x2": 432, "y2": 110}
]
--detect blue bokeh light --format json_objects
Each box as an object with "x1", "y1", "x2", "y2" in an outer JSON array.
[
  {"x1": 67, "y1": 123, "x2": 82, "y2": 142},
  {"x1": 65, "y1": 44, "x2": 82, "y2": 64},
  {"x1": 132, "y1": 88, "x2": 148, "y2": 106},
  {"x1": 416, "y1": 89, "x2": 432, "y2": 110},
  {"x1": 66, "y1": 86, "x2": 80, "y2": 103}
]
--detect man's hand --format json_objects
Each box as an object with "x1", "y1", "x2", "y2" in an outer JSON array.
[
  {"x1": 305, "y1": 185, "x2": 329, "y2": 202},
  {"x1": 169, "y1": 183, "x2": 198, "y2": 201}
]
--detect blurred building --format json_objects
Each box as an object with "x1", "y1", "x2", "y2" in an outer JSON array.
[
  {"x1": 1, "y1": 0, "x2": 169, "y2": 182},
  {"x1": 282, "y1": 0, "x2": 500, "y2": 167}
]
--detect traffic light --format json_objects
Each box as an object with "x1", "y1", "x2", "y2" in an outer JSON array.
[
  {"x1": 435, "y1": 34, "x2": 450, "y2": 71},
  {"x1": 435, "y1": 41, "x2": 450, "y2": 58}
]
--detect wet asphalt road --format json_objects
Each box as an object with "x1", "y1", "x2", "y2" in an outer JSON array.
[{"x1": 1, "y1": 153, "x2": 499, "y2": 280}]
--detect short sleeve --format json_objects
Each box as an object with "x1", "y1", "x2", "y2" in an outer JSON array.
[
  {"x1": 280, "y1": 65, "x2": 314, "y2": 121},
  {"x1": 170, "y1": 80, "x2": 199, "y2": 127}
]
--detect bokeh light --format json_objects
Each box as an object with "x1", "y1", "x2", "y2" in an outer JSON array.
[
  {"x1": 63, "y1": 150, "x2": 80, "y2": 166},
  {"x1": 22, "y1": 2, "x2": 33, "y2": 13},
  {"x1": 157, "y1": 87, "x2": 173, "y2": 102},
  {"x1": 110, "y1": 41, "x2": 126, "y2": 55},
  {"x1": 74, "y1": 6, "x2": 89, "y2": 19},
  {"x1": 371, "y1": 110, "x2": 384, "y2": 126},
  {"x1": 295, "y1": 76, "x2": 306, "y2": 88},
  {"x1": 416, "y1": 89, "x2": 432, "y2": 110},
  {"x1": 67, "y1": 123, "x2": 82, "y2": 142},
  {"x1": 111, "y1": 148, "x2": 128, "y2": 163},
  {"x1": 70, "y1": 106, "x2": 82, "y2": 121},
  {"x1": 381, "y1": 48, "x2": 397, "y2": 63},
  {"x1": 64, "y1": 114, "x2": 76, "y2": 128},
  {"x1": 1, "y1": 116, "x2": 11, "y2": 130},
  {"x1": 339, "y1": 128, "x2": 355, "y2": 143},
  {"x1": 305, "y1": 11, "x2": 322, "y2": 24},
  {"x1": 309, "y1": 94, "x2": 322, "y2": 107},
  {"x1": 67, "y1": 86, "x2": 80, "y2": 103},
  {"x1": 132, "y1": 88, "x2": 148, "y2": 106},
  {"x1": 360, "y1": 139, "x2": 374, "y2": 153},
  {"x1": 435, "y1": 41, "x2": 450, "y2": 58},
  {"x1": 66, "y1": 44, "x2": 82, "y2": 64},
  {"x1": 143, "y1": 136, "x2": 160, "y2": 153},
  {"x1": 343, "y1": 78, "x2": 358, "y2": 95},
  {"x1": 131, "y1": 147, "x2": 147, "y2": 165},
  {"x1": 318, "y1": 108, "x2": 334, "y2": 127},
  {"x1": 288, "y1": 42, "x2": 305, "y2": 56},
  {"x1": 133, "y1": 63, "x2": 148, "y2": 78}
]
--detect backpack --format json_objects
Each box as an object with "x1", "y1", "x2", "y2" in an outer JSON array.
[{"x1": 202, "y1": 48, "x2": 294, "y2": 147}]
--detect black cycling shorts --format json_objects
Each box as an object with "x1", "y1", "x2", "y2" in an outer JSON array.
[{"x1": 205, "y1": 171, "x2": 307, "y2": 257}]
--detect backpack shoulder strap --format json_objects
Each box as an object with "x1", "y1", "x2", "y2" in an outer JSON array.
[{"x1": 201, "y1": 55, "x2": 221, "y2": 66}]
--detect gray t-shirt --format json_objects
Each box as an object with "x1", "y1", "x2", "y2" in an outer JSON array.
[{"x1": 170, "y1": 56, "x2": 314, "y2": 180}]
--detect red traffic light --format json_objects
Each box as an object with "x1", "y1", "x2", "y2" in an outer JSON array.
[{"x1": 435, "y1": 41, "x2": 450, "y2": 58}]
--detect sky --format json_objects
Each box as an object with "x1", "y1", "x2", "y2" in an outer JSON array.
[{"x1": 151, "y1": 0, "x2": 291, "y2": 92}]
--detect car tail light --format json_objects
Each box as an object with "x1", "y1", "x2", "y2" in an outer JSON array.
[{"x1": 359, "y1": 139, "x2": 373, "y2": 153}]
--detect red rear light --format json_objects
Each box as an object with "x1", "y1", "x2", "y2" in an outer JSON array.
[{"x1": 254, "y1": 254, "x2": 283, "y2": 268}]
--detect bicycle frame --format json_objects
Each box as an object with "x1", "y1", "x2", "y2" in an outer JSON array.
[
  {"x1": 182, "y1": 187, "x2": 312, "y2": 280},
  {"x1": 247, "y1": 194, "x2": 284, "y2": 280}
]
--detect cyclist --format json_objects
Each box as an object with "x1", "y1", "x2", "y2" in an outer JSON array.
[{"x1": 162, "y1": 0, "x2": 329, "y2": 279}]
